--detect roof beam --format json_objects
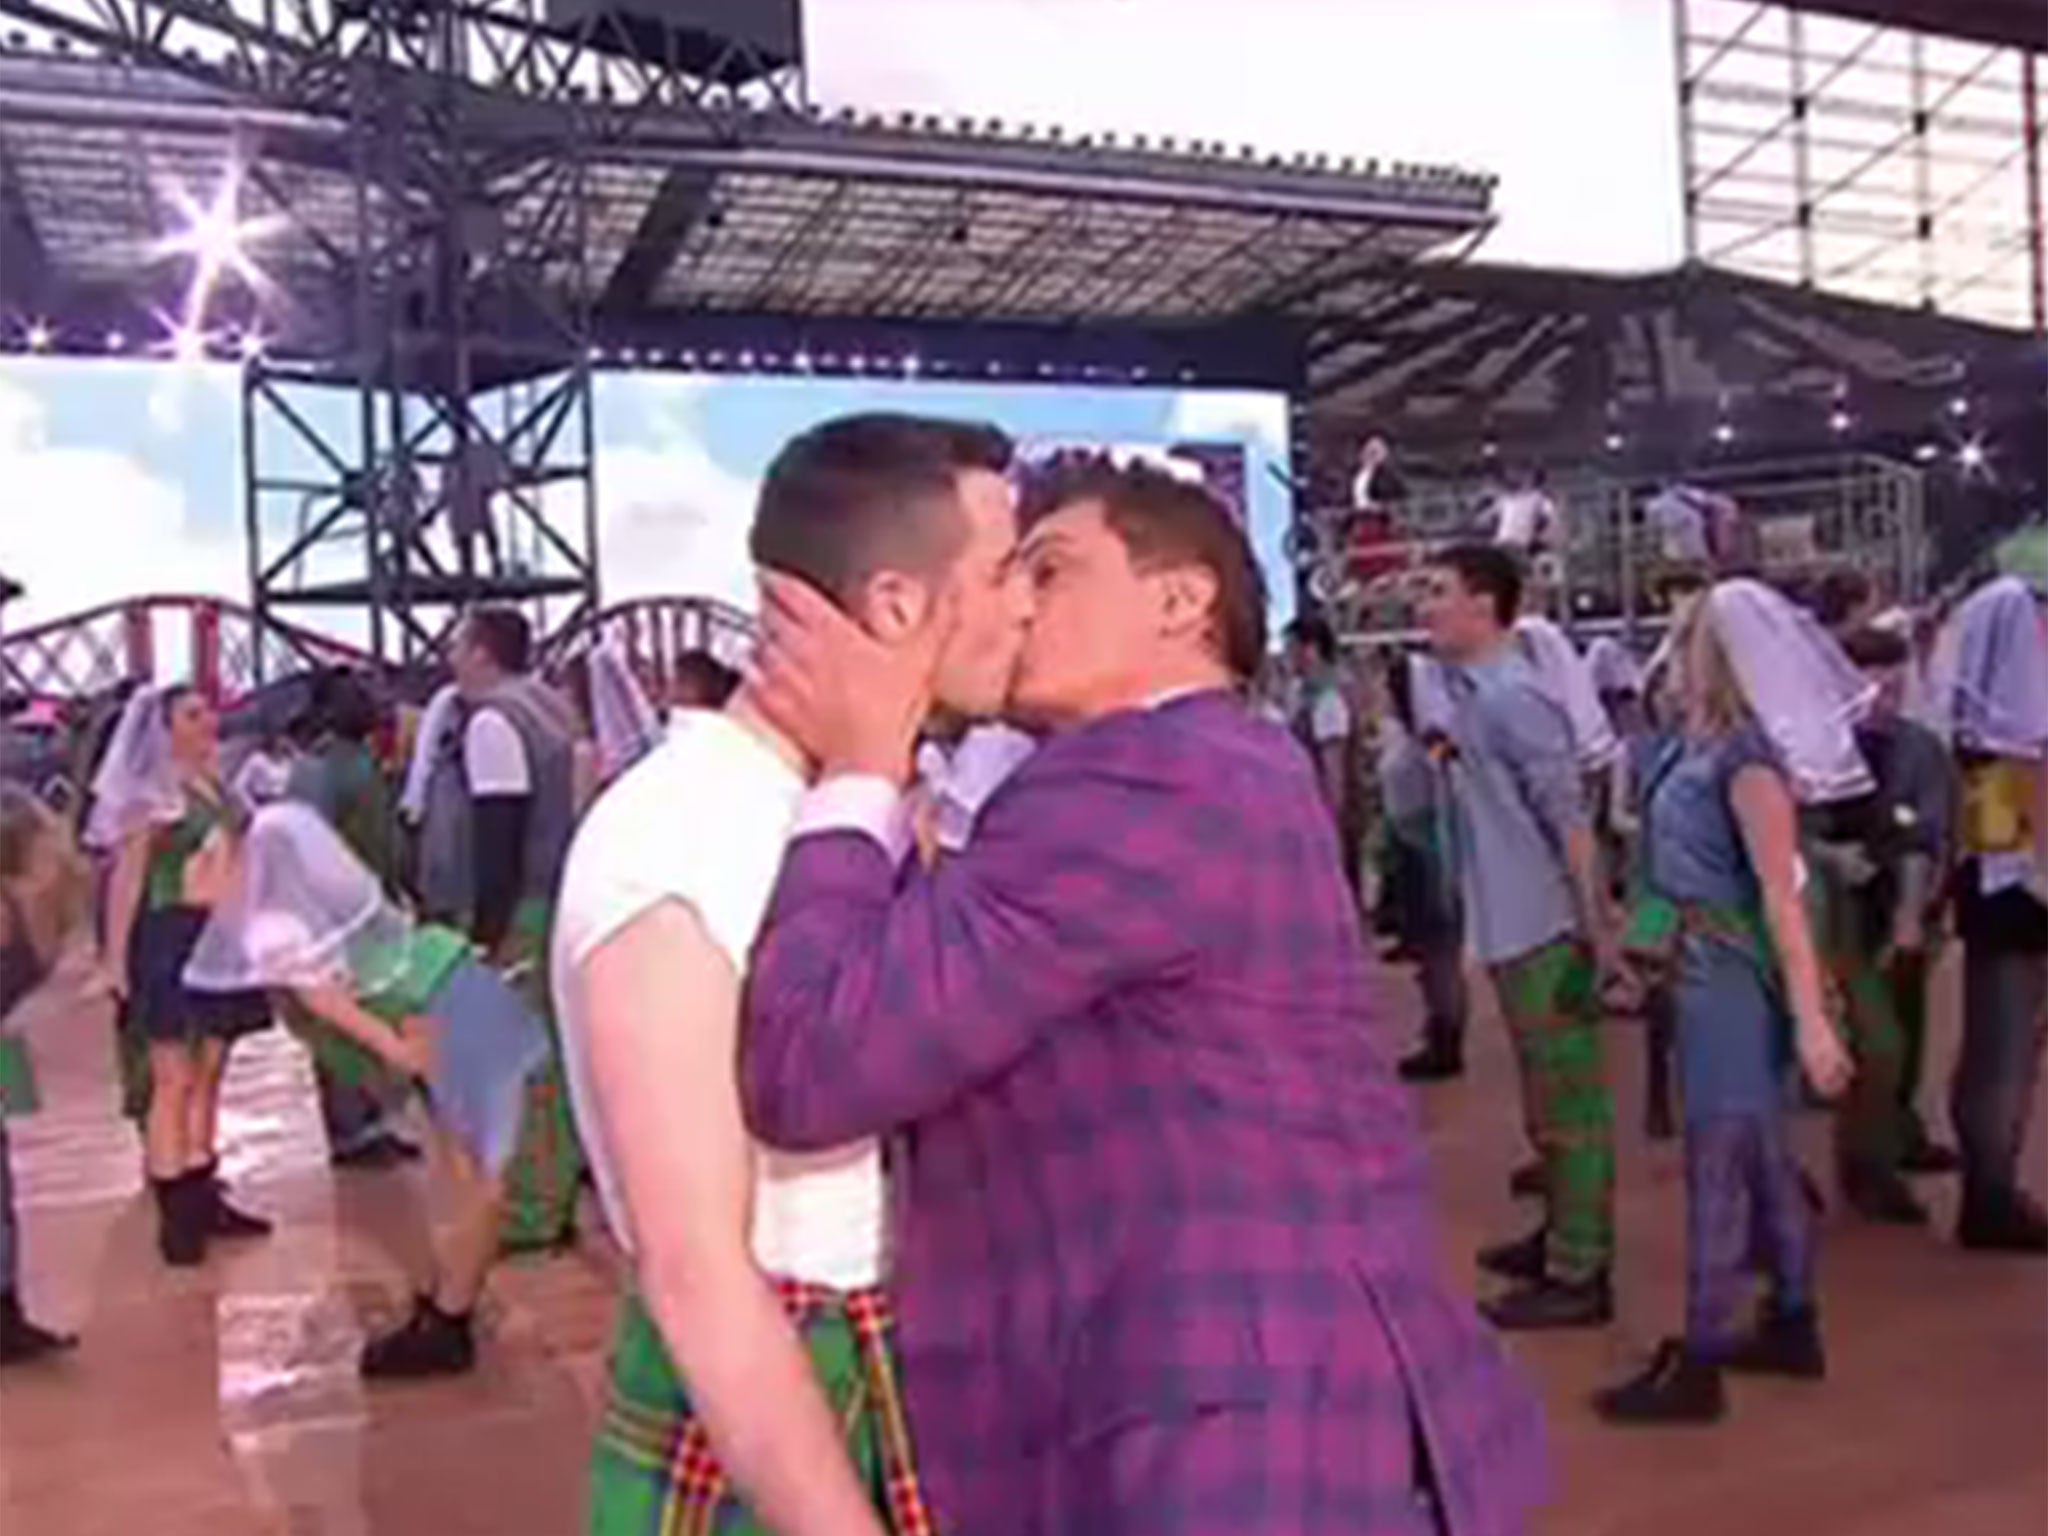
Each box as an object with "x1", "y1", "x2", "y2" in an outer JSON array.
[
  {"x1": 0, "y1": 139, "x2": 51, "y2": 310},
  {"x1": 599, "y1": 165, "x2": 719, "y2": 312}
]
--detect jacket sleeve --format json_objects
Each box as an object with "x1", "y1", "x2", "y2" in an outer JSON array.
[{"x1": 739, "y1": 748, "x2": 1198, "y2": 1151}]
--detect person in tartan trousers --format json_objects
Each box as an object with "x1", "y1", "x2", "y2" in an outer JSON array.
[
  {"x1": 741, "y1": 459, "x2": 1546, "y2": 1536},
  {"x1": 1413, "y1": 544, "x2": 1621, "y2": 1332},
  {"x1": 557, "y1": 415, "x2": 1027, "y2": 1536}
]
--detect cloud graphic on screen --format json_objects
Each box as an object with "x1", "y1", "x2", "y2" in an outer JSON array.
[{"x1": 0, "y1": 374, "x2": 238, "y2": 628}]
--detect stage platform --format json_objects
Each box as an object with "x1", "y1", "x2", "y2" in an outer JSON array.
[{"x1": 1, "y1": 942, "x2": 2042, "y2": 1536}]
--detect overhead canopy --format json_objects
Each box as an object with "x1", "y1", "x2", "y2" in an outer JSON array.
[
  {"x1": 1784, "y1": 0, "x2": 2048, "y2": 51},
  {"x1": 1303, "y1": 260, "x2": 2041, "y2": 465},
  {"x1": 0, "y1": 31, "x2": 1491, "y2": 366}
]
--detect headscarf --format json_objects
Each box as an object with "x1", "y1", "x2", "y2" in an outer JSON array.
[
  {"x1": 588, "y1": 644, "x2": 663, "y2": 781},
  {"x1": 1930, "y1": 575, "x2": 2048, "y2": 760},
  {"x1": 85, "y1": 685, "x2": 187, "y2": 849},
  {"x1": 184, "y1": 802, "x2": 414, "y2": 996},
  {"x1": 1513, "y1": 615, "x2": 1619, "y2": 770},
  {"x1": 1585, "y1": 637, "x2": 1642, "y2": 700},
  {"x1": 398, "y1": 682, "x2": 460, "y2": 825},
  {"x1": 1702, "y1": 578, "x2": 1875, "y2": 803}
]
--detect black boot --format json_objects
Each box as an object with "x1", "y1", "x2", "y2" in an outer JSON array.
[
  {"x1": 1398, "y1": 1041, "x2": 1464, "y2": 1083},
  {"x1": 1896, "y1": 1118, "x2": 1960, "y2": 1176},
  {"x1": 1476, "y1": 1226, "x2": 1549, "y2": 1282},
  {"x1": 1482, "y1": 1271, "x2": 1613, "y2": 1332},
  {"x1": 1957, "y1": 1186, "x2": 2048, "y2": 1255},
  {"x1": 330, "y1": 1132, "x2": 423, "y2": 1170},
  {"x1": 1841, "y1": 1165, "x2": 1928, "y2": 1226},
  {"x1": 153, "y1": 1173, "x2": 208, "y2": 1268},
  {"x1": 197, "y1": 1161, "x2": 272, "y2": 1240},
  {"x1": 0, "y1": 1290, "x2": 78, "y2": 1366},
  {"x1": 1720, "y1": 1302, "x2": 1826, "y2": 1380},
  {"x1": 1594, "y1": 1340, "x2": 1727, "y2": 1425},
  {"x1": 360, "y1": 1295, "x2": 477, "y2": 1381}
]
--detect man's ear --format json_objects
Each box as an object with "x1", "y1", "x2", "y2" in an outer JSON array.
[
  {"x1": 1155, "y1": 564, "x2": 1219, "y2": 643},
  {"x1": 854, "y1": 569, "x2": 935, "y2": 643}
]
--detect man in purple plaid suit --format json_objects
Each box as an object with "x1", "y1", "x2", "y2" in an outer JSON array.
[{"x1": 741, "y1": 458, "x2": 1546, "y2": 1536}]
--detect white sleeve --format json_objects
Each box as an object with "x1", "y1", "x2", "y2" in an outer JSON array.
[
  {"x1": 1310, "y1": 690, "x2": 1353, "y2": 744},
  {"x1": 790, "y1": 774, "x2": 915, "y2": 866},
  {"x1": 463, "y1": 709, "x2": 532, "y2": 797}
]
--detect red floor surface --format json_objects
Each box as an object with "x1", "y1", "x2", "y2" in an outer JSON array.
[{"x1": 1, "y1": 941, "x2": 2043, "y2": 1536}]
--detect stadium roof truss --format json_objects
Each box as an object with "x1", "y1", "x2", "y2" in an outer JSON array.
[
  {"x1": 1677, "y1": 0, "x2": 2047, "y2": 334},
  {"x1": 0, "y1": 0, "x2": 1494, "y2": 669}
]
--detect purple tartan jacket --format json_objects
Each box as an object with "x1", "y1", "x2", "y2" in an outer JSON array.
[{"x1": 741, "y1": 692, "x2": 1545, "y2": 1536}]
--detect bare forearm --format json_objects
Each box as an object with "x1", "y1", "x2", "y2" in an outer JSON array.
[
  {"x1": 1563, "y1": 826, "x2": 1612, "y2": 939},
  {"x1": 293, "y1": 984, "x2": 408, "y2": 1071},
  {"x1": 1762, "y1": 885, "x2": 1828, "y2": 1030},
  {"x1": 641, "y1": 1260, "x2": 888, "y2": 1536},
  {"x1": 101, "y1": 845, "x2": 144, "y2": 974}
]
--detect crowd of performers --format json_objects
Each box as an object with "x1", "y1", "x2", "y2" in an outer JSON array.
[{"x1": 0, "y1": 410, "x2": 2041, "y2": 1536}]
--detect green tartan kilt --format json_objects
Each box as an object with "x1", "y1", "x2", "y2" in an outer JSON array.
[
  {"x1": 588, "y1": 1284, "x2": 932, "y2": 1536},
  {"x1": 496, "y1": 897, "x2": 587, "y2": 1252}
]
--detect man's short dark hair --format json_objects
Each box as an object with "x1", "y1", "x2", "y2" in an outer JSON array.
[
  {"x1": 1432, "y1": 541, "x2": 1524, "y2": 628},
  {"x1": 465, "y1": 606, "x2": 533, "y2": 674},
  {"x1": 1813, "y1": 568, "x2": 1874, "y2": 629},
  {"x1": 749, "y1": 413, "x2": 1014, "y2": 607},
  {"x1": 1023, "y1": 459, "x2": 1268, "y2": 682},
  {"x1": 1840, "y1": 625, "x2": 1910, "y2": 669},
  {"x1": 1285, "y1": 613, "x2": 1339, "y2": 664}
]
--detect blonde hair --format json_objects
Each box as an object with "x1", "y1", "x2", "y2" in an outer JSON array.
[{"x1": 1673, "y1": 598, "x2": 1756, "y2": 738}]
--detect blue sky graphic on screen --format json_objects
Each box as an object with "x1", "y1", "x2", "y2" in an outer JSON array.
[{"x1": 0, "y1": 360, "x2": 1295, "y2": 665}]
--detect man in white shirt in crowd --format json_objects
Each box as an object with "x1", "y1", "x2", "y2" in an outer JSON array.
[
  {"x1": 1491, "y1": 469, "x2": 1562, "y2": 555},
  {"x1": 1284, "y1": 614, "x2": 1365, "y2": 898},
  {"x1": 555, "y1": 414, "x2": 1029, "y2": 1536}
]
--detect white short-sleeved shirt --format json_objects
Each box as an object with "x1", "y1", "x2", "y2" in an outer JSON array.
[
  {"x1": 463, "y1": 708, "x2": 531, "y2": 796},
  {"x1": 550, "y1": 711, "x2": 883, "y2": 1289},
  {"x1": 1308, "y1": 687, "x2": 1353, "y2": 745},
  {"x1": 1492, "y1": 490, "x2": 1558, "y2": 550}
]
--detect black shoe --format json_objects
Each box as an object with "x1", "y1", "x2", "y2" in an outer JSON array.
[
  {"x1": 1645, "y1": 1097, "x2": 1677, "y2": 1143},
  {"x1": 1897, "y1": 1131, "x2": 1960, "y2": 1176},
  {"x1": 1398, "y1": 1044, "x2": 1464, "y2": 1083},
  {"x1": 1508, "y1": 1161, "x2": 1546, "y2": 1200},
  {"x1": 1957, "y1": 1190, "x2": 2048, "y2": 1254},
  {"x1": 360, "y1": 1297, "x2": 477, "y2": 1381},
  {"x1": 1842, "y1": 1169, "x2": 1928, "y2": 1227},
  {"x1": 1482, "y1": 1271, "x2": 1613, "y2": 1332},
  {"x1": 1594, "y1": 1340, "x2": 1726, "y2": 1425},
  {"x1": 0, "y1": 1291, "x2": 79, "y2": 1366},
  {"x1": 198, "y1": 1163, "x2": 273, "y2": 1240},
  {"x1": 331, "y1": 1133, "x2": 424, "y2": 1170},
  {"x1": 1720, "y1": 1303, "x2": 1826, "y2": 1380},
  {"x1": 153, "y1": 1174, "x2": 208, "y2": 1268},
  {"x1": 1477, "y1": 1227, "x2": 1549, "y2": 1282}
]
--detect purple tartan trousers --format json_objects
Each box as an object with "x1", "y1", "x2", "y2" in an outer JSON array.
[{"x1": 741, "y1": 692, "x2": 1546, "y2": 1536}]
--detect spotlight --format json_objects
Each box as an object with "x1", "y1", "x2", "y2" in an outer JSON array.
[
  {"x1": 1829, "y1": 409, "x2": 1851, "y2": 433},
  {"x1": 1604, "y1": 432, "x2": 1624, "y2": 452},
  {"x1": 1948, "y1": 396, "x2": 1970, "y2": 416},
  {"x1": 1713, "y1": 421, "x2": 1735, "y2": 444},
  {"x1": 737, "y1": 350, "x2": 756, "y2": 369},
  {"x1": 900, "y1": 352, "x2": 921, "y2": 374},
  {"x1": 237, "y1": 330, "x2": 265, "y2": 362},
  {"x1": 793, "y1": 350, "x2": 813, "y2": 371},
  {"x1": 1481, "y1": 440, "x2": 1498, "y2": 458},
  {"x1": 1913, "y1": 441, "x2": 1940, "y2": 463},
  {"x1": 1957, "y1": 438, "x2": 1987, "y2": 471},
  {"x1": 24, "y1": 319, "x2": 51, "y2": 351},
  {"x1": 105, "y1": 328, "x2": 127, "y2": 351}
]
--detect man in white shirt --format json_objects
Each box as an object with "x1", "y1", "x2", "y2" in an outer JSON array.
[
  {"x1": 556, "y1": 414, "x2": 1029, "y2": 1536},
  {"x1": 1491, "y1": 470, "x2": 1561, "y2": 554}
]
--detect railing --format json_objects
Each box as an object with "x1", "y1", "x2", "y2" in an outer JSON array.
[
  {"x1": 1294, "y1": 452, "x2": 1925, "y2": 642},
  {"x1": 540, "y1": 594, "x2": 755, "y2": 700},
  {"x1": 0, "y1": 595, "x2": 375, "y2": 705}
]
